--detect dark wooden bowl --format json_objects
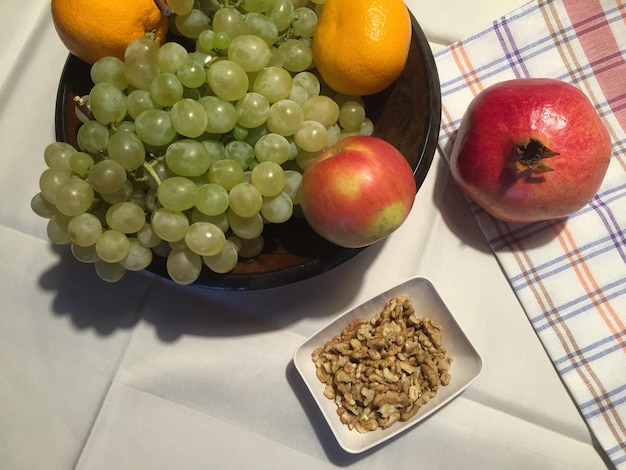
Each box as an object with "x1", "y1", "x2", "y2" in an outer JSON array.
[{"x1": 55, "y1": 13, "x2": 441, "y2": 290}]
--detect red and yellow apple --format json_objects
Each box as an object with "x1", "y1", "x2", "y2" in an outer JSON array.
[{"x1": 299, "y1": 135, "x2": 417, "y2": 248}]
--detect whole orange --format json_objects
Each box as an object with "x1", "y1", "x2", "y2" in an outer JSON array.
[
  {"x1": 311, "y1": 0, "x2": 411, "y2": 96},
  {"x1": 51, "y1": 0, "x2": 169, "y2": 64}
]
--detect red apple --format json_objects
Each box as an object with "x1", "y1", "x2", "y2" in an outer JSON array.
[
  {"x1": 449, "y1": 78, "x2": 612, "y2": 223},
  {"x1": 299, "y1": 135, "x2": 417, "y2": 248}
]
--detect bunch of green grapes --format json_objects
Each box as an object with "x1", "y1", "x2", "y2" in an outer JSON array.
[{"x1": 32, "y1": 0, "x2": 374, "y2": 285}]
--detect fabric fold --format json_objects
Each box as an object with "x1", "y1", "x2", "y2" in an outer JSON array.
[{"x1": 434, "y1": 0, "x2": 626, "y2": 467}]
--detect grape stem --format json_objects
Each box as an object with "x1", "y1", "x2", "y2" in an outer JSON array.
[
  {"x1": 73, "y1": 95, "x2": 94, "y2": 121},
  {"x1": 153, "y1": 0, "x2": 173, "y2": 16},
  {"x1": 141, "y1": 159, "x2": 163, "y2": 186}
]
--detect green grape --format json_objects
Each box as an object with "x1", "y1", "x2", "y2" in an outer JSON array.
[
  {"x1": 124, "y1": 56, "x2": 160, "y2": 90},
  {"x1": 107, "y1": 131, "x2": 145, "y2": 170},
  {"x1": 74, "y1": 94, "x2": 92, "y2": 124},
  {"x1": 266, "y1": 99, "x2": 304, "y2": 136},
  {"x1": 95, "y1": 260, "x2": 127, "y2": 282},
  {"x1": 77, "y1": 120, "x2": 109, "y2": 153},
  {"x1": 266, "y1": 46, "x2": 283, "y2": 68},
  {"x1": 195, "y1": 183, "x2": 230, "y2": 216},
  {"x1": 30, "y1": 192, "x2": 57, "y2": 218},
  {"x1": 55, "y1": 179, "x2": 95, "y2": 216},
  {"x1": 261, "y1": 191, "x2": 293, "y2": 223},
  {"x1": 126, "y1": 89, "x2": 160, "y2": 119},
  {"x1": 288, "y1": 82, "x2": 308, "y2": 105},
  {"x1": 129, "y1": 187, "x2": 148, "y2": 211},
  {"x1": 67, "y1": 212, "x2": 102, "y2": 246},
  {"x1": 47, "y1": 214, "x2": 71, "y2": 244},
  {"x1": 188, "y1": 51, "x2": 211, "y2": 66},
  {"x1": 228, "y1": 34, "x2": 271, "y2": 72},
  {"x1": 224, "y1": 140, "x2": 255, "y2": 169},
  {"x1": 231, "y1": 124, "x2": 249, "y2": 141},
  {"x1": 283, "y1": 169, "x2": 302, "y2": 204},
  {"x1": 213, "y1": 31, "x2": 231, "y2": 50},
  {"x1": 292, "y1": 71, "x2": 320, "y2": 99},
  {"x1": 235, "y1": 92, "x2": 270, "y2": 128},
  {"x1": 90, "y1": 56, "x2": 129, "y2": 90},
  {"x1": 44, "y1": 142, "x2": 76, "y2": 169},
  {"x1": 252, "y1": 67, "x2": 293, "y2": 103},
  {"x1": 241, "y1": 124, "x2": 269, "y2": 147},
  {"x1": 206, "y1": 60, "x2": 249, "y2": 101},
  {"x1": 134, "y1": 109, "x2": 177, "y2": 147},
  {"x1": 231, "y1": 234, "x2": 264, "y2": 258},
  {"x1": 327, "y1": 123, "x2": 341, "y2": 147},
  {"x1": 137, "y1": 223, "x2": 162, "y2": 248},
  {"x1": 156, "y1": 176, "x2": 198, "y2": 211},
  {"x1": 175, "y1": 61, "x2": 205, "y2": 90},
  {"x1": 196, "y1": 29, "x2": 215, "y2": 53},
  {"x1": 294, "y1": 120, "x2": 328, "y2": 152},
  {"x1": 295, "y1": 148, "x2": 321, "y2": 170},
  {"x1": 208, "y1": 158, "x2": 244, "y2": 190},
  {"x1": 88, "y1": 159, "x2": 127, "y2": 194},
  {"x1": 113, "y1": 120, "x2": 136, "y2": 133},
  {"x1": 150, "y1": 72, "x2": 184, "y2": 107},
  {"x1": 151, "y1": 208, "x2": 190, "y2": 242},
  {"x1": 251, "y1": 161, "x2": 285, "y2": 196},
  {"x1": 167, "y1": 0, "x2": 194, "y2": 15},
  {"x1": 268, "y1": 0, "x2": 295, "y2": 31},
  {"x1": 212, "y1": 7, "x2": 245, "y2": 39},
  {"x1": 101, "y1": 179, "x2": 134, "y2": 204},
  {"x1": 254, "y1": 133, "x2": 290, "y2": 164},
  {"x1": 191, "y1": 208, "x2": 230, "y2": 233},
  {"x1": 39, "y1": 167, "x2": 72, "y2": 204},
  {"x1": 96, "y1": 229, "x2": 130, "y2": 263},
  {"x1": 229, "y1": 182, "x2": 263, "y2": 217},
  {"x1": 227, "y1": 209, "x2": 263, "y2": 239},
  {"x1": 158, "y1": 41, "x2": 189, "y2": 73},
  {"x1": 358, "y1": 117, "x2": 375, "y2": 136},
  {"x1": 201, "y1": 139, "x2": 226, "y2": 164},
  {"x1": 202, "y1": 239, "x2": 238, "y2": 273},
  {"x1": 278, "y1": 39, "x2": 313, "y2": 72},
  {"x1": 120, "y1": 238, "x2": 153, "y2": 271},
  {"x1": 170, "y1": 98, "x2": 209, "y2": 138},
  {"x1": 106, "y1": 202, "x2": 146, "y2": 233},
  {"x1": 302, "y1": 95, "x2": 339, "y2": 127},
  {"x1": 165, "y1": 139, "x2": 212, "y2": 177},
  {"x1": 167, "y1": 247, "x2": 202, "y2": 285},
  {"x1": 151, "y1": 240, "x2": 171, "y2": 258},
  {"x1": 198, "y1": 96, "x2": 238, "y2": 134},
  {"x1": 175, "y1": 9, "x2": 210, "y2": 38},
  {"x1": 292, "y1": 7, "x2": 318, "y2": 38},
  {"x1": 243, "y1": 13, "x2": 278, "y2": 45},
  {"x1": 71, "y1": 243, "x2": 100, "y2": 263},
  {"x1": 338, "y1": 100, "x2": 366, "y2": 131},
  {"x1": 124, "y1": 37, "x2": 159, "y2": 62},
  {"x1": 184, "y1": 221, "x2": 226, "y2": 256},
  {"x1": 241, "y1": 0, "x2": 275, "y2": 12}
]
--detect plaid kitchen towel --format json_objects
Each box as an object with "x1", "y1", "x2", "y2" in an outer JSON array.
[{"x1": 435, "y1": 0, "x2": 626, "y2": 467}]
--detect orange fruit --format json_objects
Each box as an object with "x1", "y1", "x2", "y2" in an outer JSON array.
[
  {"x1": 311, "y1": 0, "x2": 412, "y2": 96},
  {"x1": 51, "y1": 0, "x2": 169, "y2": 65}
]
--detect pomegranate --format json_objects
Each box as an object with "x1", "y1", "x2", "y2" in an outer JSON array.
[{"x1": 449, "y1": 78, "x2": 612, "y2": 223}]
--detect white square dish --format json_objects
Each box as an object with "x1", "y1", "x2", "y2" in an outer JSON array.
[{"x1": 293, "y1": 276, "x2": 483, "y2": 454}]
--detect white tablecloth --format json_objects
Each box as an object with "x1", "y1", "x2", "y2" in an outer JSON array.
[{"x1": 0, "y1": 1, "x2": 611, "y2": 468}]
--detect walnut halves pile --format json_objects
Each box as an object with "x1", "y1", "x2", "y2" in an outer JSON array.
[{"x1": 311, "y1": 295, "x2": 453, "y2": 433}]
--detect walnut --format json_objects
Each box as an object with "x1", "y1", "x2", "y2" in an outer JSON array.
[{"x1": 311, "y1": 295, "x2": 453, "y2": 433}]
